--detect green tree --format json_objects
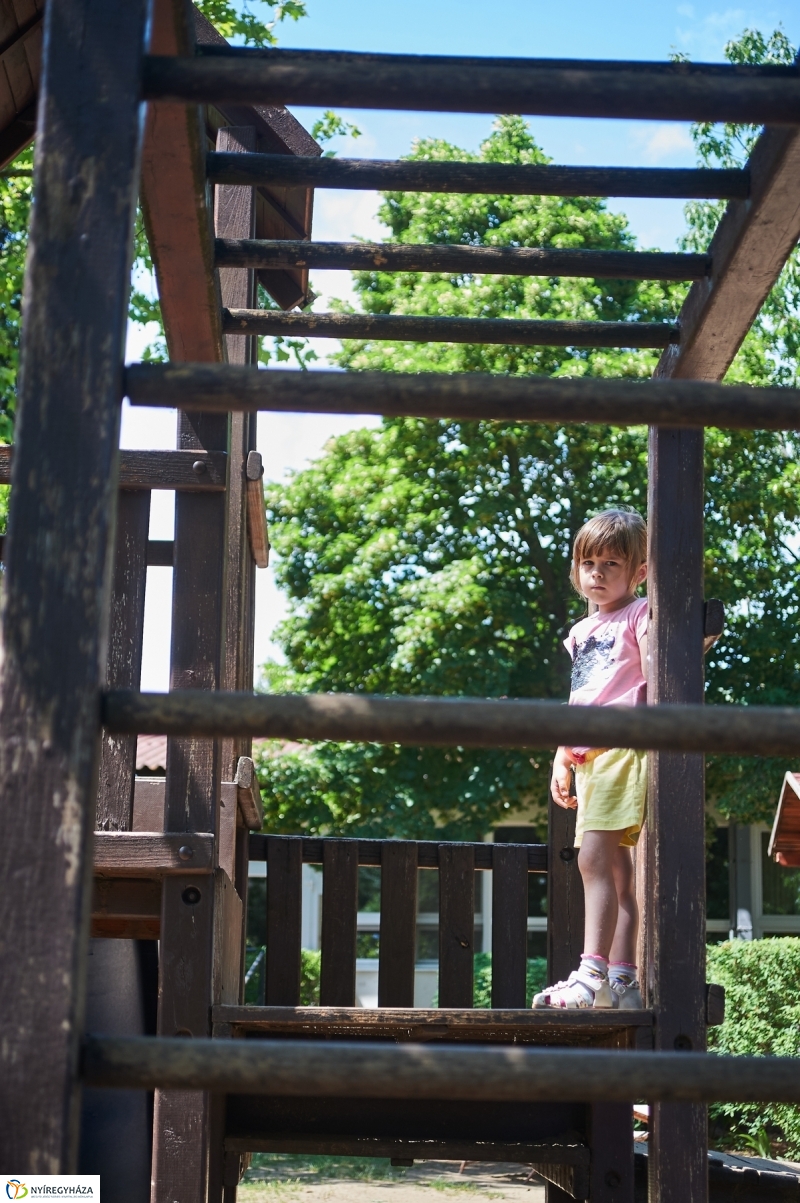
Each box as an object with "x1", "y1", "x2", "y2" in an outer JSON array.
[{"x1": 257, "y1": 32, "x2": 800, "y2": 838}]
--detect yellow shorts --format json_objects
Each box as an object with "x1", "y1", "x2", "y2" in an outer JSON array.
[{"x1": 574, "y1": 748, "x2": 647, "y2": 848}]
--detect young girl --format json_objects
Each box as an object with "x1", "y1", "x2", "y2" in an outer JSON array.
[{"x1": 533, "y1": 509, "x2": 648, "y2": 1010}]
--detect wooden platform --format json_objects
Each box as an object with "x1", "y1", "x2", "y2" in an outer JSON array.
[{"x1": 212, "y1": 1005, "x2": 654, "y2": 1049}]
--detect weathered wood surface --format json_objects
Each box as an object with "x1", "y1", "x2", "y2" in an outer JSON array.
[
  {"x1": 246, "y1": 448, "x2": 270, "y2": 568},
  {"x1": 438, "y1": 844, "x2": 475, "y2": 1008},
  {"x1": 91, "y1": 878, "x2": 161, "y2": 940},
  {"x1": 141, "y1": 0, "x2": 224, "y2": 362},
  {"x1": 208, "y1": 152, "x2": 748, "y2": 200},
  {"x1": 217, "y1": 238, "x2": 708, "y2": 281},
  {"x1": 143, "y1": 49, "x2": 800, "y2": 125},
  {"x1": 93, "y1": 832, "x2": 215, "y2": 877},
  {"x1": 124, "y1": 362, "x2": 800, "y2": 430},
  {"x1": 266, "y1": 835, "x2": 302, "y2": 1005},
  {"x1": 0, "y1": 0, "x2": 148, "y2": 1169},
  {"x1": 0, "y1": 444, "x2": 228, "y2": 489},
  {"x1": 235, "y1": 755, "x2": 263, "y2": 829},
  {"x1": 547, "y1": 797, "x2": 585, "y2": 986},
  {"x1": 104, "y1": 688, "x2": 800, "y2": 756},
  {"x1": 84, "y1": 1036, "x2": 800, "y2": 1101},
  {"x1": 657, "y1": 125, "x2": 800, "y2": 382},
  {"x1": 378, "y1": 841, "x2": 417, "y2": 1007},
  {"x1": 589, "y1": 1104, "x2": 634, "y2": 1203},
  {"x1": 147, "y1": 539, "x2": 174, "y2": 567},
  {"x1": 250, "y1": 833, "x2": 547, "y2": 871},
  {"x1": 0, "y1": 0, "x2": 42, "y2": 169},
  {"x1": 96, "y1": 490, "x2": 150, "y2": 832},
  {"x1": 225, "y1": 1134, "x2": 590, "y2": 1164},
  {"x1": 491, "y1": 844, "x2": 529, "y2": 1008},
  {"x1": 647, "y1": 427, "x2": 708, "y2": 1203},
  {"x1": 224, "y1": 308, "x2": 679, "y2": 348},
  {"x1": 320, "y1": 840, "x2": 359, "y2": 1007}
]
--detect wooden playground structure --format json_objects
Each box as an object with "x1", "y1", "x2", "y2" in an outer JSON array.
[{"x1": 1, "y1": 1, "x2": 800, "y2": 1200}]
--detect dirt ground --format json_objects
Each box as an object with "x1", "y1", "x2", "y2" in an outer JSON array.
[{"x1": 240, "y1": 1159, "x2": 547, "y2": 1202}]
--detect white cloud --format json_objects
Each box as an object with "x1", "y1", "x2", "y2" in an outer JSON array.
[{"x1": 632, "y1": 124, "x2": 695, "y2": 164}]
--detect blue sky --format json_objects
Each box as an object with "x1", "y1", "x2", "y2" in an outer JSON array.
[{"x1": 126, "y1": 0, "x2": 798, "y2": 687}]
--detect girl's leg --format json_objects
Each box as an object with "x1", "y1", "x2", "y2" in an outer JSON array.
[
  {"x1": 609, "y1": 845, "x2": 638, "y2": 966},
  {"x1": 578, "y1": 829, "x2": 628, "y2": 960}
]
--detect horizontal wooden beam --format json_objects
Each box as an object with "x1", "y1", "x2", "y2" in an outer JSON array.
[
  {"x1": 147, "y1": 540, "x2": 174, "y2": 567},
  {"x1": 217, "y1": 239, "x2": 709, "y2": 282},
  {"x1": 124, "y1": 363, "x2": 800, "y2": 431},
  {"x1": 207, "y1": 152, "x2": 749, "y2": 200},
  {"x1": 223, "y1": 309, "x2": 678, "y2": 349},
  {"x1": 83, "y1": 1035, "x2": 800, "y2": 1101},
  {"x1": 143, "y1": 50, "x2": 800, "y2": 125},
  {"x1": 0, "y1": 445, "x2": 227, "y2": 490},
  {"x1": 91, "y1": 877, "x2": 161, "y2": 940},
  {"x1": 248, "y1": 834, "x2": 548, "y2": 872},
  {"x1": 103, "y1": 689, "x2": 800, "y2": 757},
  {"x1": 93, "y1": 831, "x2": 215, "y2": 877}
]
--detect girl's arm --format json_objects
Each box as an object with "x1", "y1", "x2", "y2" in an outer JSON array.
[{"x1": 551, "y1": 746, "x2": 578, "y2": 810}]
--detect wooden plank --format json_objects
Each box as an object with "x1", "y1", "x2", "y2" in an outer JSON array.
[
  {"x1": 147, "y1": 539, "x2": 174, "y2": 567},
  {"x1": 250, "y1": 834, "x2": 547, "y2": 871},
  {"x1": 93, "y1": 832, "x2": 214, "y2": 877},
  {"x1": 124, "y1": 361, "x2": 800, "y2": 431},
  {"x1": 246, "y1": 449, "x2": 270, "y2": 568},
  {"x1": 217, "y1": 238, "x2": 709, "y2": 282},
  {"x1": 656, "y1": 126, "x2": 800, "y2": 383},
  {"x1": 208, "y1": 152, "x2": 748, "y2": 199},
  {"x1": 225, "y1": 1135, "x2": 589, "y2": 1164},
  {"x1": 589, "y1": 1104, "x2": 634, "y2": 1203},
  {"x1": 0, "y1": 445, "x2": 228, "y2": 489},
  {"x1": 547, "y1": 796, "x2": 584, "y2": 987},
  {"x1": 96, "y1": 490, "x2": 150, "y2": 832},
  {"x1": 378, "y1": 841, "x2": 417, "y2": 1007},
  {"x1": 213, "y1": 869, "x2": 244, "y2": 1006},
  {"x1": 438, "y1": 844, "x2": 475, "y2": 1008},
  {"x1": 320, "y1": 840, "x2": 359, "y2": 1007},
  {"x1": 235, "y1": 756, "x2": 263, "y2": 830},
  {"x1": 224, "y1": 308, "x2": 678, "y2": 349},
  {"x1": 84, "y1": 1036, "x2": 800, "y2": 1102},
  {"x1": 491, "y1": 844, "x2": 528, "y2": 1008},
  {"x1": 104, "y1": 687, "x2": 800, "y2": 758},
  {"x1": 266, "y1": 835, "x2": 302, "y2": 1005},
  {"x1": 143, "y1": 50, "x2": 800, "y2": 125},
  {"x1": 140, "y1": 0, "x2": 224, "y2": 362},
  {"x1": 646, "y1": 427, "x2": 707, "y2": 1203},
  {"x1": 0, "y1": 0, "x2": 148, "y2": 1168},
  {"x1": 91, "y1": 879, "x2": 161, "y2": 941}
]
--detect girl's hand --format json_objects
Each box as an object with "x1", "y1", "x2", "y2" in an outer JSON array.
[{"x1": 551, "y1": 748, "x2": 577, "y2": 810}]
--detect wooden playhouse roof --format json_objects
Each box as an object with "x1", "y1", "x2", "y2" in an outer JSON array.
[{"x1": 768, "y1": 772, "x2": 800, "y2": 866}]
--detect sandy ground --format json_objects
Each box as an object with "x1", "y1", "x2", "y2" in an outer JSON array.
[{"x1": 241, "y1": 1161, "x2": 547, "y2": 1202}]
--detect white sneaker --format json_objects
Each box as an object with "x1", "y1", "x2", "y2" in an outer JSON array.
[
  {"x1": 609, "y1": 975, "x2": 644, "y2": 1010},
  {"x1": 532, "y1": 963, "x2": 615, "y2": 1009}
]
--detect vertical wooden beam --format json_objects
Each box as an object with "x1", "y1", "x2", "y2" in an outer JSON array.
[
  {"x1": 378, "y1": 841, "x2": 417, "y2": 1007},
  {"x1": 320, "y1": 840, "x2": 359, "y2": 1006},
  {"x1": 491, "y1": 844, "x2": 528, "y2": 1007},
  {"x1": 547, "y1": 797, "x2": 584, "y2": 987},
  {"x1": 0, "y1": 0, "x2": 147, "y2": 1168},
  {"x1": 438, "y1": 845, "x2": 474, "y2": 1008},
  {"x1": 647, "y1": 426, "x2": 707, "y2": 1203},
  {"x1": 96, "y1": 489, "x2": 151, "y2": 832},
  {"x1": 266, "y1": 836, "x2": 302, "y2": 1004}
]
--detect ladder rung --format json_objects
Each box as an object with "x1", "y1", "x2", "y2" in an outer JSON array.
[
  {"x1": 142, "y1": 50, "x2": 800, "y2": 126},
  {"x1": 223, "y1": 309, "x2": 679, "y2": 349},
  {"x1": 207, "y1": 153, "x2": 750, "y2": 201},
  {"x1": 124, "y1": 364, "x2": 800, "y2": 432},
  {"x1": 102, "y1": 689, "x2": 800, "y2": 757},
  {"x1": 83, "y1": 1034, "x2": 800, "y2": 1102},
  {"x1": 0, "y1": 446, "x2": 227, "y2": 490},
  {"x1": 216, "y1": 239, "x2": 710, "y2": 282}
]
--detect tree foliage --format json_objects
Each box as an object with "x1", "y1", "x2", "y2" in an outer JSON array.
[{"x1": 257, "y1": 30, "x2": 800, "y2": 838}]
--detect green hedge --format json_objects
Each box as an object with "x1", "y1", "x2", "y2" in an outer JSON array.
[{"x1": 707, "y1": 938, "x2": 800, "y2": 1156}]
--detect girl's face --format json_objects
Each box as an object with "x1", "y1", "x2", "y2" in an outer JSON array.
[{"x1": 578, "y1": 546, "x2": 647, "y2": 613}]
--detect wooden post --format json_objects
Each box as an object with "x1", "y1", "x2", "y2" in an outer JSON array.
[
  {"x1": 0, "y1": 0, "x2": 148, "y2": 1167},
  {"x1": 546, "y1": 797, "x2": 584, "y2": 986},
  {"x1": 647, "y1": 427, "x2": 707, "y2": 1203},
  {"x1": 97, "y1": 489, "x2": 152, "y2": 831}
]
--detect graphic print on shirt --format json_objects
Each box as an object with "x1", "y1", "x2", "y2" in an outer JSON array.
[{"x1": 571, "y1": 632, "x2": 617, "y2": 693}]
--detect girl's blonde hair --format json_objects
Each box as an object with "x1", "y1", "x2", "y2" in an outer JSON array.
[{"x1": 570, "y1": 509, "x2": 647, "y2": 595}]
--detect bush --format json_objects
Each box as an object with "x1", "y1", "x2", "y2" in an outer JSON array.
[
  {"x1": 707, "y1": 938, "x2": 800, "y2": 1156},
  {"x1": 467, "y1": 952, "x2": 548, "y2": 1008},
  {"x1": 300, "y1": 948, "x2": 321, "y2": 1005}
]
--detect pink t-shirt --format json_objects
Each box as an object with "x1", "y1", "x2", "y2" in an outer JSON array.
[{"x1": 563, "y1": 597, "x2": 648, "y2": 761}]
